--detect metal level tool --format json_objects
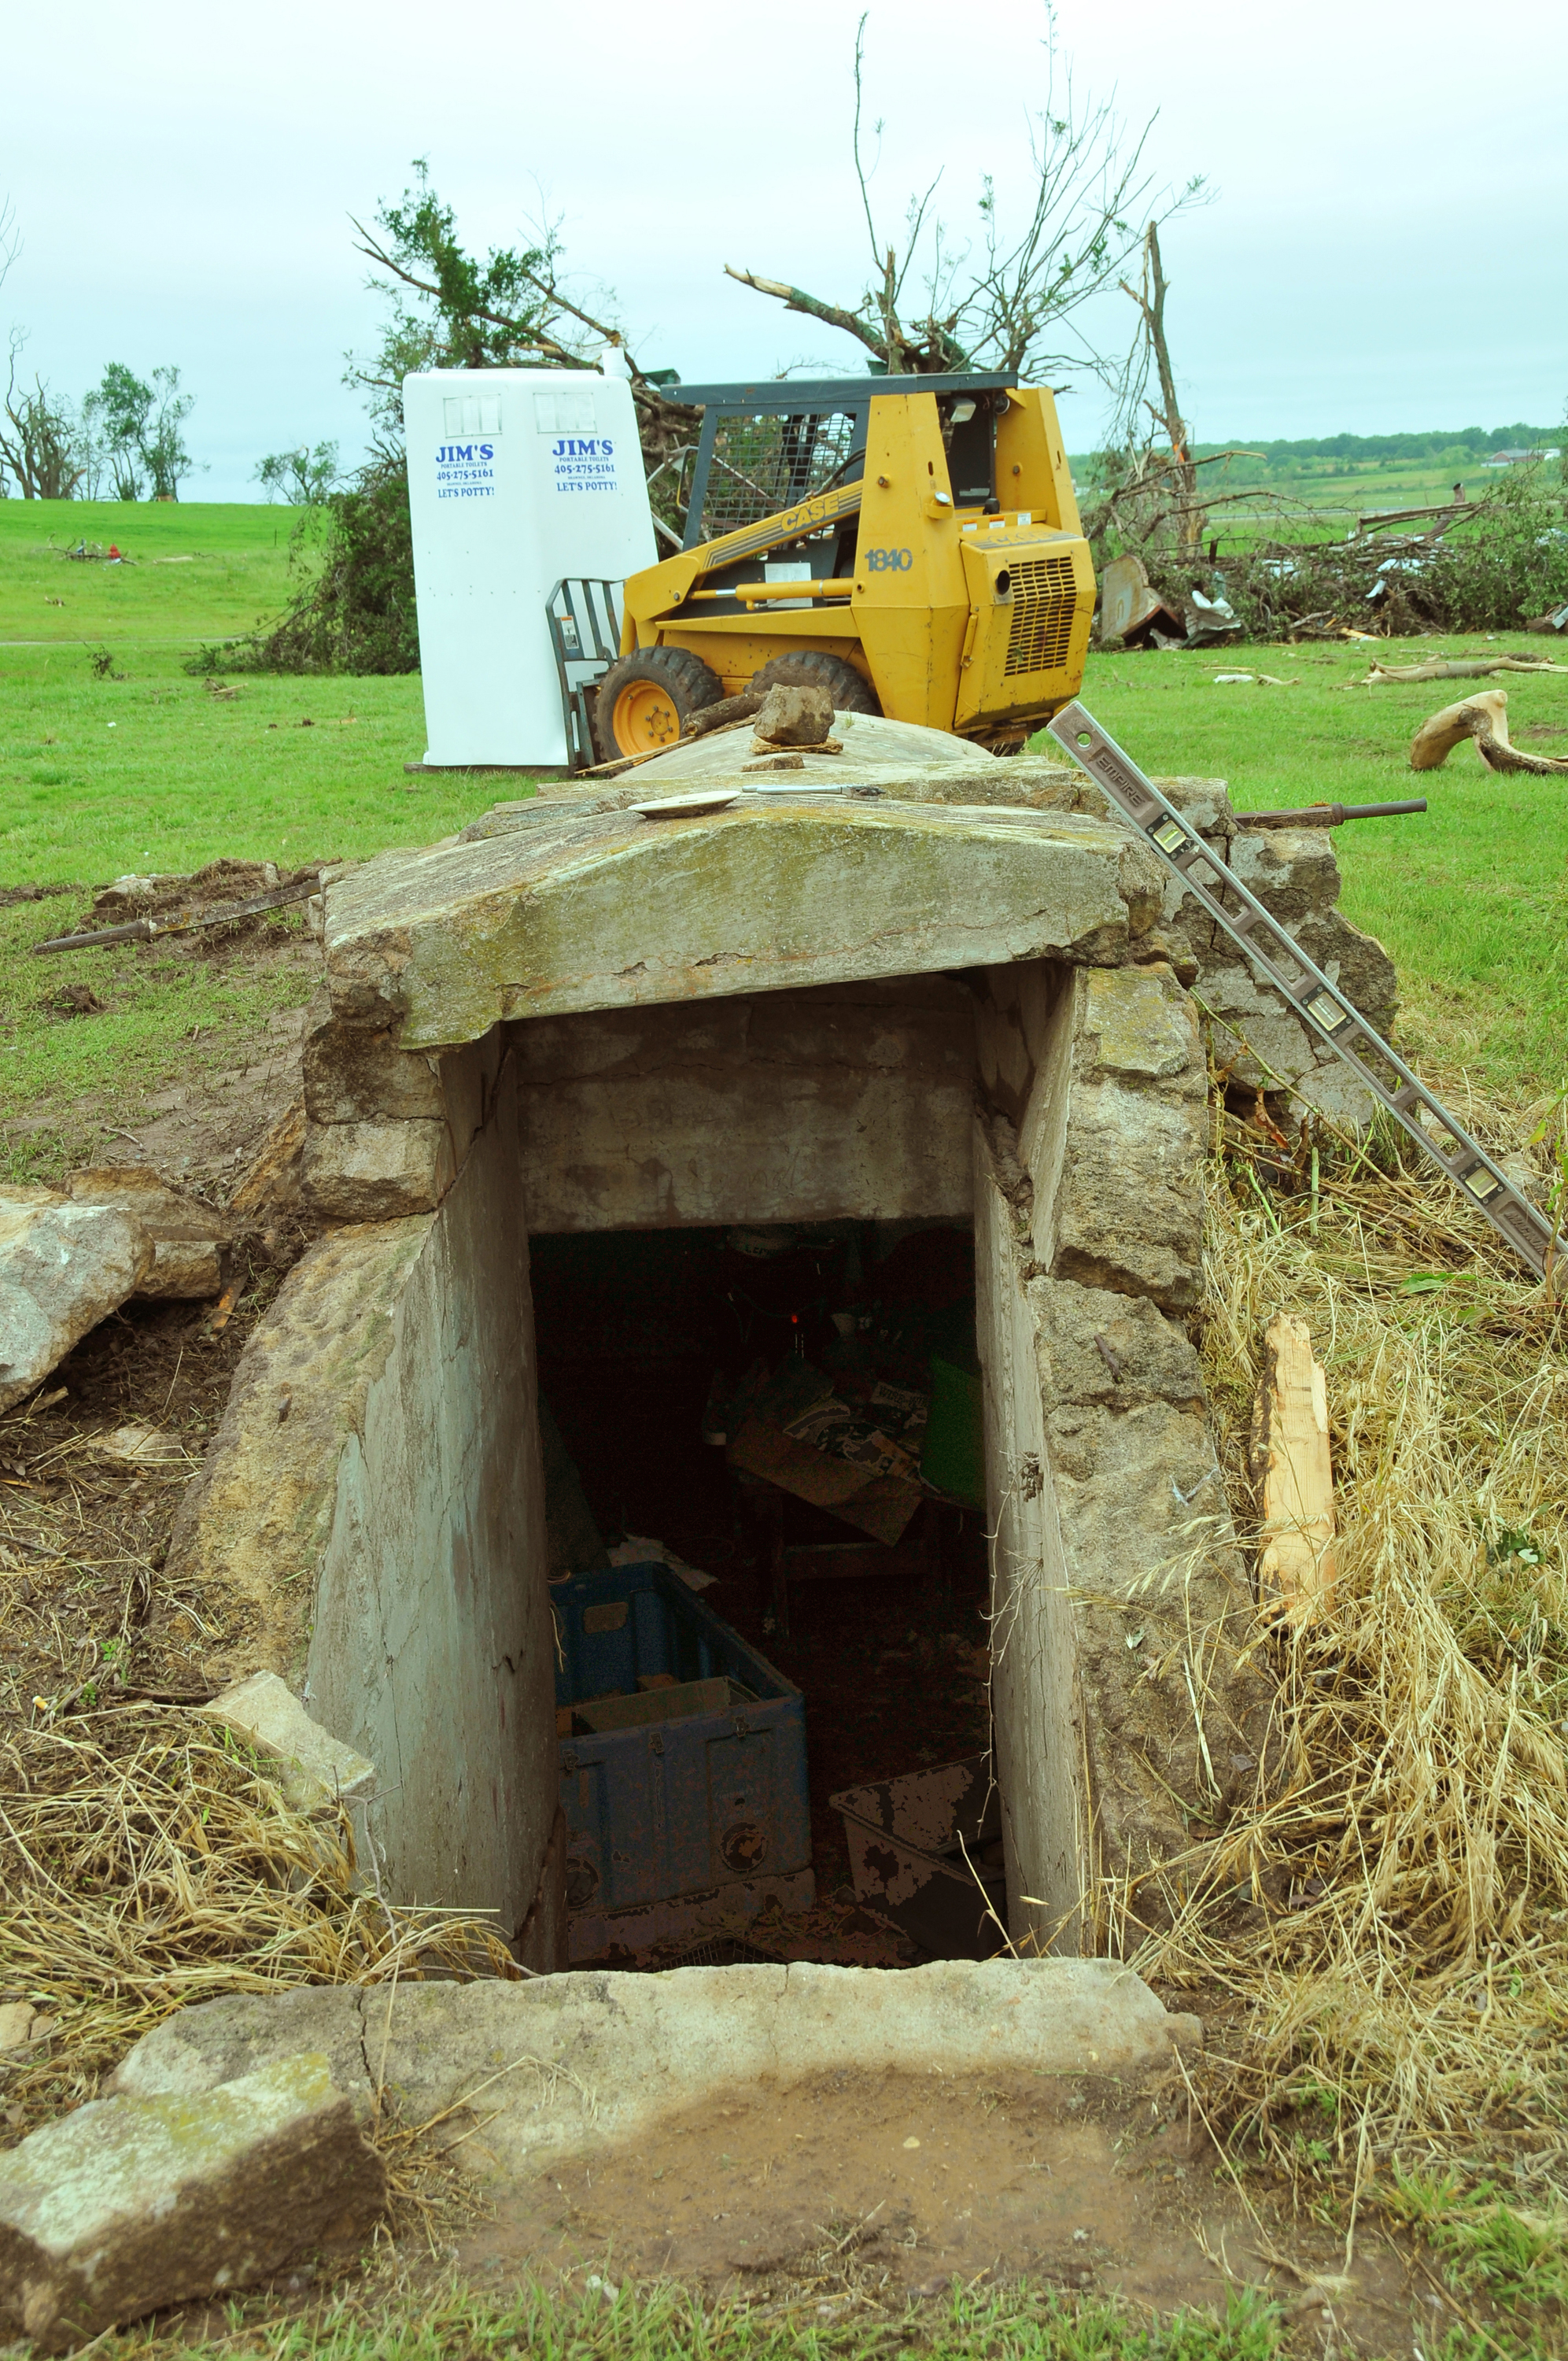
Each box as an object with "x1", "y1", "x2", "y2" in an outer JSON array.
[{"x1": 1044, "y1": 700, "x2": 1555, "y2": 1281}]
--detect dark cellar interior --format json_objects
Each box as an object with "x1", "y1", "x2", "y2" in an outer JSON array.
[{"x1": 528, "y1": 1218, "x2": 997, "y2": 1968}]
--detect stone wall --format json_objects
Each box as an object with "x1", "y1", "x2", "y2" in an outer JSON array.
[
  {"x1": 175, "y1": 785, "x2": 1391, "y2": 1966},
  {"x1": 300, "y1": 992, "x2": 504, "y2": 1224},
  {"x1": 972, "y1": 959, "x2": 1281, "y2": 1954},
  {"x1": 1137, "y1": 781, "x2": 1398, "y2": 1130},
  {"x1": 304, "y1": 1053, "x2": 557, "y2": 1958}
]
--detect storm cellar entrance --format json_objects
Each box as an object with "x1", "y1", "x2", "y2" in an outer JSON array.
[{"x1": 528, "y1": 1217, "x2": 1001, "y2": 1973}]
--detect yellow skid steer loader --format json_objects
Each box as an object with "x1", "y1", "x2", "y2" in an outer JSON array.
[{"x1": 580, "y1": 371, "x2": 1095, "y2": 761}]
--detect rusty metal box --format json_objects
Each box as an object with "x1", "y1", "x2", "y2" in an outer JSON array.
[
  {"x1": 829, "y1": 1753, "x2": 1007, "y2": 1960},
  {"x1": 554, "y1": 1562, "x2": 812, "y2": 1959}
]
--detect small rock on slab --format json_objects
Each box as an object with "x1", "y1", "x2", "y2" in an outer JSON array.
[
  {"x1": 0, "y1": 2052, "x2": 386, "y2": 2352},
  {"x1": 751, "y1": 683, "x2": 836, "y2": 747},
  {"x1": 0, "y1": 1191, "x2": 155, "y2": 1414}
]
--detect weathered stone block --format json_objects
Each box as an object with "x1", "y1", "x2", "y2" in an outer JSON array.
[
  {"x1": 196, "y1": 1671, "x2": 375, "y2": 1814},
  {"x1": 108, "y1": 1963, "x2": 1201, "y2": 2184},
  {"x1": 110, "y1": 1990, "x2": 372, "y2": 2115},
  {"x1": 162, "y1": 1217, "x2": 434, "y2": 1687},
  {"x1": 0, "y1": 1192, "x2": 155, "y2": 1413},
  {"x1": 1050, "y1": 1081, "x2": 1205, "y2": 1310},
  {"x1": 64, "y1": 1167, "x2": 231, "y2": 1299},
  {"x1": 302, "y1": 1119, "x2": 454, "y2": 1221},
  {"x1": 321, "y1": 799, "x2": 1166, "y2": 1048},
  {"x1": 1072, "y1": 963, "x2": 1198, "y2": 1082},
  {"x1": 303, "y1": 993, "x2": 445, "y2": 1125},
  {"x1": 1026, "y1": 964, "x2": 1206, "y2": 1312},
  {"x1": 1227, "y1": 826, "x2": 1341, "y2": 926},
  {"x1": 1030, "y1": 1277, "x2": 1278, "y2": 1910},
  {"x1": 0, "y1": 2055, "x2": 386, "y2": 2352}
]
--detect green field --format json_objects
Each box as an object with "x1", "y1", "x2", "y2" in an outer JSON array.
[
  {"x1": 0, "y1": 497, "x2": 301, "y2": 645},
  {"x1": 1070, "y1": 432, "x2": 1562, "y2": 533},
  {"x1": 2, "y1": 502, "x2": 1564, "y2": 1172},
  {"x1": 1072, "y1": 648, "x2": 1568, "y2": 1097},
  {"x1": 0, "y1": 500, "x2": 474, "y2": 878}
]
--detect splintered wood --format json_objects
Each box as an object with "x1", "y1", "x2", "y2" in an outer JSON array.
[{"x1": 1251, "y1": 1313, "x2": 1336, "y2": 1624}]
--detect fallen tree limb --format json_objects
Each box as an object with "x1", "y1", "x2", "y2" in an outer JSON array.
[
  {"x1": 1410, "y1": 689, "x2": 1568, "y2": 775},
  {"x1": 1366, "y1": 656, "x2": 1568, "y2": 684}
]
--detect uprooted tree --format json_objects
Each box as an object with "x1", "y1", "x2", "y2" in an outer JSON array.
[
  {"x1": 347, "y1": 160, "x2": 698, "y2": 532},
  {"x1": 725, "y1": 11, "x2": 1201, "y2": 382},
  {"x1": 0, "y1": 338, "x2": 86, "y2": 499}
]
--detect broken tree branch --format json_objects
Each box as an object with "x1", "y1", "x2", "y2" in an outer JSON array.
[
  {"x1": 1409, "y1": 689, "x2": 1568, "y2": 777},
  {"x1": 1367, "y1": 656, "x2": 1568, "y2": 683}
]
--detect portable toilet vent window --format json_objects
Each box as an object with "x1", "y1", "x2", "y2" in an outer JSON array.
[{"x1": 404, "y1": 368, "x2": 657, "y2": 770}]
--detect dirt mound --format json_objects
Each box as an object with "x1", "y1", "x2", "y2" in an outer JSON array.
[{"x1": 90, "y1": 860, "x2": 325, "y2": 929}]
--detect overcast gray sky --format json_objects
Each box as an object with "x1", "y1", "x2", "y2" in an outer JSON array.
[{"x1": 5, "y1": 0, "x2": 1565, "y2": 499}]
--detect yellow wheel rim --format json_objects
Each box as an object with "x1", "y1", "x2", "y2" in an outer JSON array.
[{"x1": 612, "y1": 679, "x2": 682, "y2": 753}]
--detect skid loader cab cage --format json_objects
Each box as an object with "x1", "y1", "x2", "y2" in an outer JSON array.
[
  {"x1": 673, "y1": 372, "x2": 1016, "y2": 549},
  {"x1": 583, "y1": 370, "x2": 1094, "y2": 764}
]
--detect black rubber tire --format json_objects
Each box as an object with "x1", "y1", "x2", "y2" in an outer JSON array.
[
  {"x1": 592, "y1": 645, "x2": 725, "y2": 760},
  {"x1": 749, "y1": 650, "x2": 881, "y2": 715}
]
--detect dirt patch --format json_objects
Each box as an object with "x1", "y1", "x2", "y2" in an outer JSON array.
[
  {"x1": 0, "y1": 1256, "x2": 308, "y2": 1726},
  {"x1": 451, "y1": 2066, "x2": 1428, "y2": 2350},
  {"x1": 2, "y1": 873, "x2": 326, "y2": 1727},
  {"x1": 114, "y1": 994, "x2": 311, "y2": 1197}
]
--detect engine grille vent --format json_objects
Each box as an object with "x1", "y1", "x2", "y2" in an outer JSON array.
[{"x1": 1003, "y1": 556, "x2": 1078, "y2": 678}]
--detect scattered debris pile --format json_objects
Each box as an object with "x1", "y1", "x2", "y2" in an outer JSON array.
[
  {"x1": 1096, "y1": 466, "x2": 1568, "y2": 642},
  {"x1": 34, "y1": 861, "x2": 329, "y2": 958}
]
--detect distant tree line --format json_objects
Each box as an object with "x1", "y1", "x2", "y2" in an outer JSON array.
[
  {"x1": 0, "y1": 351, "x2": 197, "y2": 501},
  {"x1": 0, "y1": 202, "x2": 200, "y2": 500},
  {"x1": 1195, "y1": 423, "x2": 1561, "y2": 466}
]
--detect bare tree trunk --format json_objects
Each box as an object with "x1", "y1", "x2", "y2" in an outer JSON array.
[{"x1": 1124, "y1": 224, "x2": 1202, "y2": 561}]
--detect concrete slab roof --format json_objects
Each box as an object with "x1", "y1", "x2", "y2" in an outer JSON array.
[{"x1": 323, "y1": 790, "x2": 1165, "y2": 1050}]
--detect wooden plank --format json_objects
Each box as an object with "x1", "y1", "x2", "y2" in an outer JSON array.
[{"x1": 1251, "y1": 1312, "x2": 1335, "y2": 1624}]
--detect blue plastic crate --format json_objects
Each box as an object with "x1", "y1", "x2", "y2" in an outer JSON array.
[{"x1": 553, "y1": 1562, "x2": 813, "y2": 1955}]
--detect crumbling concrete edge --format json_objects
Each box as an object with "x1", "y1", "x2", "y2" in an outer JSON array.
[
  {"x1": 162, "y1": 1216, "x2": 435, "y2": 1687},
  {"x1": 111, "y1": 1958, "x2": 1201, "y2": 2179}
]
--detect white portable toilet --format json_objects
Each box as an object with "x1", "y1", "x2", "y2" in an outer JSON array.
[{"x1": 404, "y1": 368, "x2": 657, "y2": 770}]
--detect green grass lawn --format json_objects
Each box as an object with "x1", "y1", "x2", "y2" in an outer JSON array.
[
  {"x1": 0, "y1": 500, "x2": 489, "y2": 878},
  {"x1": 0, "y1": 497, "x2": 301, "y2": 647}
]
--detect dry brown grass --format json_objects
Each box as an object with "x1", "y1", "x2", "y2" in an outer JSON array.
[
  {"x1": 1131, "y1": 1086, "x2": 1568, "y2": 2208},
  {"x1": 0, "y1": 1703, "x2": 517, "y2": 2145}
]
